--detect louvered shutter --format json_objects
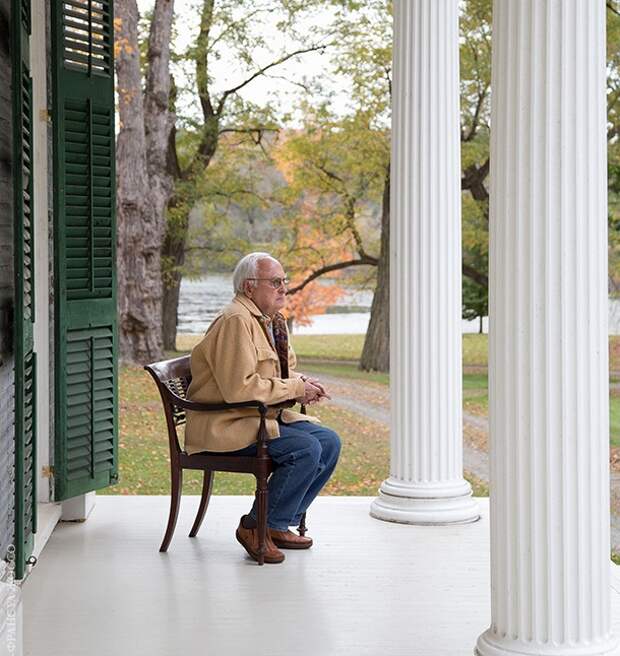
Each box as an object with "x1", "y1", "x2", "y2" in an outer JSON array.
[
  {"x1": 0, "y1": 0, "x2": 16, "y2": 567},
  {"x1": 12, "y1": 0, "x2": 36, "y2": 580},
  {"x1": 51, "y1": 0, "x2": 118, "y2": 501}
]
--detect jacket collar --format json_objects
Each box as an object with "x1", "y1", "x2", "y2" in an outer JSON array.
[
  {"x1": 233, "y1": 294, "x2": 285, "y2": 326},
  {"x1": 234, "y1": 293, "x2": 266, "y2": 318}
]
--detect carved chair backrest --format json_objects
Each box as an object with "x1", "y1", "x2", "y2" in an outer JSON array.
[{"x1": 144, "y1": 355, "x2": 193, "y2": 455}]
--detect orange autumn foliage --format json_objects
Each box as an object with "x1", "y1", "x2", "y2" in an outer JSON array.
[{"x1": 283, "y1": 281, "x2": 345, "y2": 327}]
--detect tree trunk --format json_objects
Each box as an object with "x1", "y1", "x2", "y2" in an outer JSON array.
[
  {"x1": 162, "y1": 221, "x2": 187, "y2": 350},
  {"x1": 144, "y1": 0, "x2": 176, "y2": 220},
  {"x1": 360, "y1": 166, "x2": 390, "y2": 372},
  {"x1": 115, "y1": 0, "x2": 175, "y2": 363},
  {"x1": 115, "y1": 0, "x2": 163, "y2": 363},
  {"x1": 161, "y1": 0, "x2": 218, "y2": 350}
]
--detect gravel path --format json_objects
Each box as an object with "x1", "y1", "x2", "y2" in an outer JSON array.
[
  {"x1": 315, "y1": 373, "x2": 490, "y2": 483},
  {"x1": 316, "y1": 371, "x2": 620, "y2": 551}
]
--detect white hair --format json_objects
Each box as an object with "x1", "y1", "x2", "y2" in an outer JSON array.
[{"x1": 232, "y1": 252, "x2": 278, "y2": 294}]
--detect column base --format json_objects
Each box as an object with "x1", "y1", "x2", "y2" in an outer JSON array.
[
  {"x1": 370, "y1": 477, "x2": 480, "y2": 525},
  {"x1": 476, "y1": 629, "x2": 620, "y2": 656}
]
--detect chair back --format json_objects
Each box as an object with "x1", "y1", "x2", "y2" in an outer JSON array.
[{"x1": 144, "y1": 355, "x2": 193, "y2": 456}]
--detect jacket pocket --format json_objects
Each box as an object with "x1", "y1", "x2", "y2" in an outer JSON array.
[
  {"x1": 255, "y1": 345, "x2": 279, "y2": 378},
  {"x1": 255, "y1": 346, "x2": 278, "y2": 361}
]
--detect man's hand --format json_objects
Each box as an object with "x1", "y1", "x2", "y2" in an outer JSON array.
[
  {"x1": 296, "y1": 375, "x2": 331, "y2": 405},
  {"x1": 304, "y1": 376, "x2": 331, "y2": 401},
  {"x1": 296, "y1": 380, "x2": 323, "y2": 405}
]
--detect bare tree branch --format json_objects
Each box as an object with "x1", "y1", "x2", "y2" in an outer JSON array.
[
  {"x1": 215, "y1": 43, "x2": 329, "y2": 115},
  {"x1": 206, "y1": 6, "x2": 268, "y2": 54},
  {"x1": 463, "y1": 263, "x2": 488, "y2": 289},
  {"x1": 462, "y1": 86, "x2": 488, "y2": 142},
  {"x1": 262, "y1": 73, "x2": 313, "y2": 93},
  {"x1": 287, "y1": 257, "x2": 378, "y2": 296},
  {"x1": 461, "y1": 158, "x2": 490, "y2": 205},
  {"x1": 343, "y1": 196, "x2": 371, "y2": 260},
  {"x1": 196, "y1": 0, "x2": 216, "y2": 122}
]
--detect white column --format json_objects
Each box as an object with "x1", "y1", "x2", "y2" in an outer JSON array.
[
  {"x1": 476, "y1": 2, "x2": 616, "y2": 655},
  {"x1": 370, "y1": 0, "x2": 479, "y2": 525}
]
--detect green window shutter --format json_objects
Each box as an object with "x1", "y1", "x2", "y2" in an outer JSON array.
[
  {"x1": 12, "y1": 0, "x2": 36, "y2": 580},
  {"x1": 51, "y1": 0, "x2": 118, "y2": 501}
]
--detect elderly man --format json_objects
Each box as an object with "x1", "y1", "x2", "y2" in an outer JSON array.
[{"x1": 185, "y1": 252, "x2": 341, "y2": 564}]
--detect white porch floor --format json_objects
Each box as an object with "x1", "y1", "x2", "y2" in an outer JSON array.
[{"x1": 22, "y1": 496, "x2": 620, "y2": 656}]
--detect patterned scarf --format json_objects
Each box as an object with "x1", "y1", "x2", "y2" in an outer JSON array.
[{"x1": 271, "y1": 313, "x2": 290, "y2": 378}]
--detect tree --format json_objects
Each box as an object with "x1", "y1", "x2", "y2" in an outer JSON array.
[
  {"x1": 359, "y1": 166, "x2": 389, "y2": 370},
  {"x1": 329, "y1": 0, "x2": 392, "y2": 371},
  {"x1": 273, "y1": 112, "x2": 386, "y2": 261},
  {"x1": 161, "y1": 0, "x2": 330, "y2": 349},
  {"x1": 607, "y1": 1, "x2": 620, "y2": 288},
  {"x1": 115, "y1": 0, "x2": 176, "y2": 363}
]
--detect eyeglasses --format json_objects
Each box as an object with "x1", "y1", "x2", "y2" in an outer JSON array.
[{"x1": 247, "y1": 277, "x2": 290, "y2": 289}]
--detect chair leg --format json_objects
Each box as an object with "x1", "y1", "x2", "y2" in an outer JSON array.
[
  {"x1": 160, "y1": 464, "x2": 183, "y2": 552},
  {"x1": 189, "y1": 470, "x2": 213, "y2": 538},
  {"x1": 255, "y1": 473, "x2": 268, "y2": 566},
  {"x1": 298, "y1": 512, "x2": 307, "y2": 537}
]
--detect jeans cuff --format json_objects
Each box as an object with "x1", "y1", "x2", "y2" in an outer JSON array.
[{"x1": 248, "y1": 512, "x2": 288, "y2": 532}]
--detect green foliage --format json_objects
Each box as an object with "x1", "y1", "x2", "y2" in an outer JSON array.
[
  {"x1": 327, "y1": 0, "x2": 392, "y2": 123},
  {"x1": 460, "y1": 0, "x2": 492, "y2": 144},
  {"x1": 462, "y1": 277, "x2": 488, "y2": 327},
  {"x1": 270, "y1": 110, "x2": 389, "y2": 279},
  {"x1": 154, "y1": 0, "x2": 338, "y2": 282},
  {"x1": 610, "y1": 394, "x2": 620, "y2": 447},
  {"x1": 608, "y1": 3, "x2": 620, "y2": 284},
  {"x1": 154, "y1": 0, "x2": 620, "y2": 292}
]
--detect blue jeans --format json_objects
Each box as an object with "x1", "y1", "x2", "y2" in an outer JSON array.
[{"x1": 224, "y1": 419, "x2": 341, "y2": 531}]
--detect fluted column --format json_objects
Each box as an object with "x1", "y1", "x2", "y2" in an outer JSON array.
[
  {"x1": 370, "y1": 0, "x2": 479, "y2": 525},
  {"x1": 476, "y1": 2, "x2": 615, "y2": 655}
]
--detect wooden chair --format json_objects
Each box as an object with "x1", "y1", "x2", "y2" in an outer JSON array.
[{"x1": 144, "y1": 354, "x2": 307, "y2": 566}]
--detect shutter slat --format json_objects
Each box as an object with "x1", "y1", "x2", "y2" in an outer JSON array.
[
  {"x1": 53, "y1": 0, "x2": 118, "y2": 501},
  {"x1": 13, "y1": 0, "x2": 37, "y2": 579}
]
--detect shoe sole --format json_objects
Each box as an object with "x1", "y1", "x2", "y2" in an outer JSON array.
[
  {"x1": 235, "y1": 530, "x2": 285, "y2": 564},
  {"x1": 270, "y1": 538, "x2": 313, "y2": 550}
]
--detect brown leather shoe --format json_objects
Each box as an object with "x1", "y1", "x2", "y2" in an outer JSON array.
[
  {"x1": 236, "y1": 520, "x2": 285, "y2": 563},
  {"x1": 269, "y1": 528, "x2": 313, "y2": 550}
]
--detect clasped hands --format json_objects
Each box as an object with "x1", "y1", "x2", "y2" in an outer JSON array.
[{"x1": 297, "y1": 375, "x2": 331, "y2": 406}]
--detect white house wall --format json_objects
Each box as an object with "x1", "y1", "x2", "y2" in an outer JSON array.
[{"x1": 32, "y1": 0, "x2": 52, "y2": 506}]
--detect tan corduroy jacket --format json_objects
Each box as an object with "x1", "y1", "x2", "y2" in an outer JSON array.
[{"x1": 184, "y1": 294, "x2": 319, "y2": 454}]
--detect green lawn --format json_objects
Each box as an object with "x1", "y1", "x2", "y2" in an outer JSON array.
[
  {"x1": 109, "y1": 333, "x2": 620, "y2": 498},
  {"x1": 295, "y1": 332, "x2": 490, "y2": 366},
  {"x1": 611, "y1": 397, "x2": 620, "y2": 447},
  {"x1": 103, "y1": 364, "x2": 391, "y2": 496},
  {"x1": 291, "y1": 334, "x2": 367, "y2": 361},
  {"x1": 300, "y1": 360, "x2": 389, "y2": 385},
  {"x1": 177, "y1": 332, "x2": 490, "y2": 365}
]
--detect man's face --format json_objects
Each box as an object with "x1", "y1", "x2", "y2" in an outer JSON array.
[{"x1": 243, "y1": 258, "x2": 287, "y2": 317}]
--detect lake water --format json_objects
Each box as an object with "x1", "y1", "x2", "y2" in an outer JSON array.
[
  {"x1": 178, "y1": 273, "x2": 620, "y2": 335},
  {"x1": 177, "y1": 274, "x2": 374, "y2": 335}
]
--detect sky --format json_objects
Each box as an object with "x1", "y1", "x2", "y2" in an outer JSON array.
[{"x1": 135, "y1": 0, "x2": 353, "y2": 125}]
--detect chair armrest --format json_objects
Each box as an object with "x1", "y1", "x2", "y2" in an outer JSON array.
[{"x1": 164, "y1": 389, "x2": 297, "y2": 415}]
